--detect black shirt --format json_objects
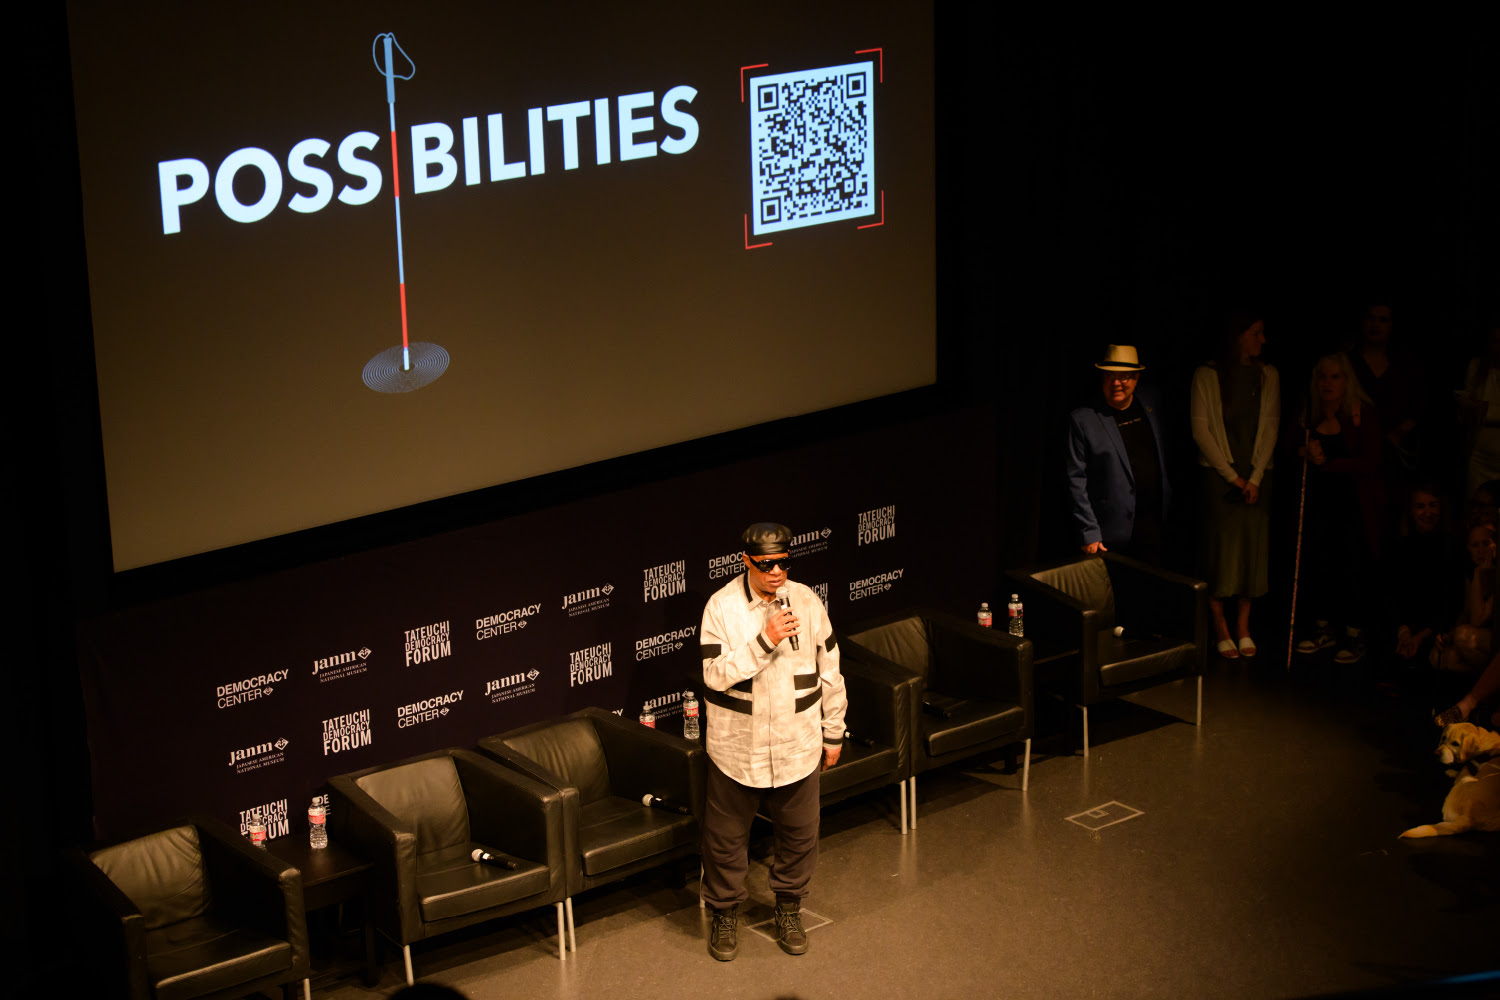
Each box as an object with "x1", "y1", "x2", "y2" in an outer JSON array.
[{"x1": 1113, "y1": 397, "x2": 1162, "y2": 551}]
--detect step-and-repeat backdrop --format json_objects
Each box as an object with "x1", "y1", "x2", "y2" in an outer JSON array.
[{"x1": 78, "y1": 409, "x2": 994, "y2": 842}]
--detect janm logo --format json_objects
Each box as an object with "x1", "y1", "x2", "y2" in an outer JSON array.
[
  {"x1": 313, "y1": 646, "x2": 372, "y2": 683},
  {"x1": 485, "y1": 668, "x2": 541, "y2": 704},
  {"x1": 790, "y1": 527, "x2": 833, "y2": 557},
  {"x1": 562, "y1": 582, "x2": 613, "y2": 617},
  {"x1": 227, "y1": 737, "x2": 290, "y2": 773}
]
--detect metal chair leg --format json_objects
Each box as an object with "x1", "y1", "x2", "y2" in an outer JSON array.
[
  {"x1": 898, "y1": 778, "x2": 908, "y2": 834},
  {"x1": 699, "y1": 861, "x2": 706, "y2": 908},
  {"x1": 1080, "y1": 705, "x2": 1090, "y2": 758},
  {"x1": 565, "y1": 897, "x2": 577, "y2": 953},
  {"x1": 1021, "y1": 738, "x2": 1031, "y2": 792},
  {"x1": 402, "y1": 944, "x2": 414, "y2": 986},
  {"x1": 909, "y1": 775, "x2": 917, "y2": 828},
  {"x1": 555, "y1": 902, "x2": 566, "y2": 960},
  {"x1": 303, "y1": 979, "x2": 311, "y2": 1000},
  {"x1": 1196, "y1": 675, "x2": 1203, "y2": 726}
]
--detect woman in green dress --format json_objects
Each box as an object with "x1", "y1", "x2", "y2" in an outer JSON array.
[{"x1": 1191, "y1": 314, "x2": 1280, "y2": 658}]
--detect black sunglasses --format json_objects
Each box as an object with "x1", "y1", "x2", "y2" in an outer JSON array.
[{"x1": 748, "y1": 555, "x2": 792, "y2": 572}]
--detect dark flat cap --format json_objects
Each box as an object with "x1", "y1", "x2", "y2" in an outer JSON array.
[{"x1": 741, "y1": 522, "x2": 792, "y2": 555}]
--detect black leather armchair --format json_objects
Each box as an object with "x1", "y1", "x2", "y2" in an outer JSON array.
[
  {"x1": 823, "y1": 650, "x2": 920, "y2": 833},
  {"x1": 843, "y1": 608, "x2": 1034, "y2": 827},
  {"x1": 1007, "y1": 553, "x2": 1207, "y2": 755},
  {"x1": 329, "y1": 747, "x2": 569, "y2": 984},
  {"x1": 477, "y1": 707, "x2": 704, "y2": 940},
  {"x1": 68, "y1": 816, "x2": 309, "y2": 1000}
]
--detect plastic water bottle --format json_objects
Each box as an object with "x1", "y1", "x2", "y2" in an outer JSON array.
[
  {"x1": 1008, "y1": 594, "x2": 1024, "y2": 637},
  {"x1": 682, "y1": 689, "x2": 700, "y2": 740},
  {"x1": 308, "y1": 801, "x2": 328, "y2": 849},
  {"x1": 247, "y1": 810, "x2": 267, "y2": 849},
  {"x1": 639, "y1": 705, "x2": 656, "y2": 728},
  {"x1": 977, "y1": 602, "x2": 993, "y2": 628}
]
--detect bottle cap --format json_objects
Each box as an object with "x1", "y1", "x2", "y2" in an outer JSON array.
[
  {"x1": 980, "y1": 602, "x2": 989, "y2": 609},
  {"x1": 1011, "y1": 593, "x2": 1020, "y2": 600}
]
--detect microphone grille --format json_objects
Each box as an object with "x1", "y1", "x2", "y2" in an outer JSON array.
[
  {"x1": 470, "y1": 848, "x2": 483, "y2": 861},
  {"x1": 775, "y1": 586, "x2": 789, "y2": 597},
  {"x1": 642, "y1": 793, "x2": 654, "y2": 806}
]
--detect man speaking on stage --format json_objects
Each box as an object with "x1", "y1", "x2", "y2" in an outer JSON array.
[{"x1": 698, "y1": 522, "x2": 848, "y2": 961}]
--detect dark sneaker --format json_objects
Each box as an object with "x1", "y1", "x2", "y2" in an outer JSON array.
[
  {"x1": 707, "y1": 905, "x2": 738, "y2": 961},
  {"x1": 773, "y1": 901, "x2": 808, "y2": 955},
  {"x1": 1296, "y1": 631, "x2": 1335, "y2": 655},
  {"x1": 1333, "y1": 628, "x2": 1365, "y2": 664}
]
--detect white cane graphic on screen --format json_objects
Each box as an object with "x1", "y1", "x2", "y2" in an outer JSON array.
[{"x1": 362, "y1": 32, "x2": 450, "y2": 393}]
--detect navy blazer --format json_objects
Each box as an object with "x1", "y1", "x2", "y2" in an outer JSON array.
[{"x1": 1064, "y1": 389, "x2": 1172, "y2": 548}]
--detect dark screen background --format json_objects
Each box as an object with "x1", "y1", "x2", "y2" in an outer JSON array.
[{"x1": 68, "y1": 1, "x2": 936, "y2": 570}]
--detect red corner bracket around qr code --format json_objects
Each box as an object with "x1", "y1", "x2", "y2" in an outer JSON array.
[
  {"x1": 740, "y1": 63, "x2": 770, "y2": 103},
  {"x1": 744, "y1": 214, "x2": 772, "y2": 250},
  {"x1": 857, "y1": 191, "x2": 885, "y2": 230}
]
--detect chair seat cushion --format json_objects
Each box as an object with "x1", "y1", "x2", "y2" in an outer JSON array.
[
  {"x1": 1097, "y1": 634, "x2": 1196, "y2": 687},
  {"x1": 146, "y1": 915, "x2": 292, "y2": 1000},
  {"x1": 578, "y1": 795, "x2": 697, "y2": 878},
  {"x1": 818, "y1": 741, "x2": 899, "y2": 797},
  {"x1": 417, "y1": 842, "x2": 551, "y2": 923},
  {"x1": 923, "y1": 699, "x2": 1026, "y2": 758}
]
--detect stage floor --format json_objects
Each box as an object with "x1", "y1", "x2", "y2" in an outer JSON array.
[{"x1": 301, "y1": 653, "x2": 1499, "y2": 999}]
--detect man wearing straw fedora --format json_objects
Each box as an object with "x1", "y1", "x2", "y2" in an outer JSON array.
[{"x1": 1064, "y1": 344, "x2": 1172, "y2": 563}]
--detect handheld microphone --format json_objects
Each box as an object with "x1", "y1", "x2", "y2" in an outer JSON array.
[
  {"x1": 470, "y1": 848, "x2": 518, "y2": 870},
  {"x1": 775, "y1": 586, "x2": 799, "y2": 651},
  {"x1": 844, "y1": 731, "x2": 878, "y2": 748},
  {"x1": 641, "y1": 793, "x2": 691, "y2": 815}
]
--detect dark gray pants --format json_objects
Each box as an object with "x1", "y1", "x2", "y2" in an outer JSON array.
[{"x1": 701, "y1": 756, "x2": 820, "y2": 910}]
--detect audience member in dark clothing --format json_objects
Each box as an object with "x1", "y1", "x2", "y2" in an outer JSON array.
[
  {"x1": 1384, "y1": 484, "x2": 1465, "y2": 665},
  {"x1": 1459, "y1": 324, "x2": 1500, "y2": 503},
  {"x1": 1065, "y1": 344, "x2": 1171, "y2": 563},
  {"x1": 1292, "y1": 352, "x2": 1385, "y2": 665},
  {"x1": 1435, "y1": 648, "x2": 1500, "y2": 728},
  {"x1": 1191, "y1": 314, "x2": 1280, "y2": 658},
  {"x1": 1429, "y1": 522, "x2": 1494, "y2": 673},
  {"x1": 1348, "y1": 302, "x2": 1426, "y2": 524}
]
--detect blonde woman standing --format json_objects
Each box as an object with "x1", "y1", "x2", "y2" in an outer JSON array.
[{"x1": 1191, "y1": 314, "x2": 1279, "y2": 658}]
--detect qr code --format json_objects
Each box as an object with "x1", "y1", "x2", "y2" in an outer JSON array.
[{"x1": 750, "y1": 61, "x2": 875, "y2": 236}]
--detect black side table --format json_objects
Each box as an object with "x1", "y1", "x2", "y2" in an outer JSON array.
[{"x1": 268, "y1": 838, "x2": 378, "y2": 989}]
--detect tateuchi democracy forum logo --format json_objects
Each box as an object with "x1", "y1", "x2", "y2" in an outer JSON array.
[
  {"x1": 322, "y1": 709, "x2": 373, "y2": 756},
  {"x1": 475, "y1": 603, "x2": 541, "y2": 640},
  {"x1": 569, "y1": 642, "x2": 612, "y2": 686},
  {"x1": 856, "y1": 505, "x2": 896, "y2": 546},
  {"x1": 313, "y1": 646, "x2": 372, "y2": 683},
  {"x1": 562, "y1": 581, "x2": 614, "y2": 617},
  {"x1": 404, "y1": 620, "x2": 452, "y2": 666},
  {"x1": 227, "y1": 736, "x2": 290, "y2": 775},
  {"x1": 486, "y1": 668, "x2": 540, "y2": 704},
  {"x1": 643, "y1": 559, "x2": 687, "y2": 602},
  {"x1": 216, "y1": 669, "x2": 290, "y2": 710},
  {"x1": 238, "y1": 798, "x2": 290, "y2": 839}
]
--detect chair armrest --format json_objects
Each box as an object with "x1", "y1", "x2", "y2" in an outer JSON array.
[
  {"x1": 1104, "y1": 552, "x2": 1208, "y2": 658},
  {"x1": 585, "y1": 707, "x2": 706, "y2": 823},
  {"x1": 1004, "y1": 570, "x2": 1096, "y2": 649},
  {"x1": 65, "y1": 847, "x2": 150, "y2": 1000},
  {"x1": 452, "y1": 751, "x2": 563, "y2": 863},
  {"x1": 838, "y1": 652, "x2": 917, "y2": 778},
  {"x1": 926, "y1": 611, "x2": 1034, "y2": 715},
  {"x1": 329, "y1": 775, "x2": 421, "y2": 944},
  {"x1": 196, "y1": 815, "x2": 307, "y2": 971},
  {"x1": 473, "y1": 737, "x2": 584, "y2": 895}
]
